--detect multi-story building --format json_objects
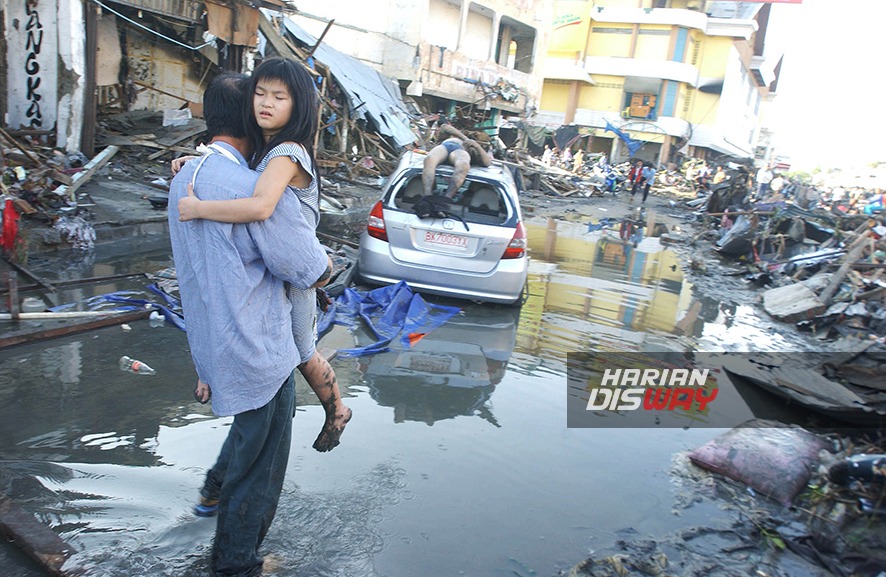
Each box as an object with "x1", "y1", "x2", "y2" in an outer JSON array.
[
  {"x1": 283, "y1": 0, "x2": 551, "y2": 131},
  {"x1": 535, "y1": 0, "x2": 791, "y2": 166}
]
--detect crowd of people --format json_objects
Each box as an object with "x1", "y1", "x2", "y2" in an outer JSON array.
[{"x1": 533, "y1": 144, "x2": 884, "y2": 217}]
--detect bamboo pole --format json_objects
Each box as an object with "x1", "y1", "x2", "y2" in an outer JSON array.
[{"x1": 0, "y1": 311, "x2": 134, "y2": 320}]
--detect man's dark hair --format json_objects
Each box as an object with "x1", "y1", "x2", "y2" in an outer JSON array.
[{"x1": 204, "y1": 72, "x2": 249, "y2": 140}]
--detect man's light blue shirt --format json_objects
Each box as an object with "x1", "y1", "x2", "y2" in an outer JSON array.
[
  {"x1": 642, "y1": 166, "x2": 656, "y2": 181},
  {"x1": 168, "y1": 142, "x2": 328, "y2": 416}
]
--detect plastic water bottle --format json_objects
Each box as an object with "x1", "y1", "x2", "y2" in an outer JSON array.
[{"x1": 119, "y1": 356, "x2": 156, "y2": 375}]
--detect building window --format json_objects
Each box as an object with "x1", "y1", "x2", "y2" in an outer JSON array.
[
  {"x1": 496, "y1": 16, "x2": 536, "y2": 73},
  {"x1": 624, "y1": 93, "x2": 658, "y2": 120}
]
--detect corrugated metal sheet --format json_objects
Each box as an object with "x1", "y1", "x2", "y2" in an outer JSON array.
[{"x1": 276, "y1": 17, "x2": 418, "y2": 148}]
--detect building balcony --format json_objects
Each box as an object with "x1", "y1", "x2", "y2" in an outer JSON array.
[
  {"x1": 532, "y1": 106, "x2": 690, "y2": 140},
  {"x1": 583, "y1": 56, "x2": 699, "y2": 87},
  {"x1": 589, "y1": 5, "x2": 756, "y2": 39},
  {"x1": 417, "y1": 42, "x2": 542, "y2": 114}
]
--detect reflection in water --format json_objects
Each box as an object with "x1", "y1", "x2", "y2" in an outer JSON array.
[
  {"x1": 357, "y1": 305, "x2": 520, "y2": 426},
  {"x1": 520, "y1": 218, "x2": 690, "y2": 364},
  {"x1": 519, "y1": 217, "x2": 809, "y2": 359},
  {"x1": 0, "y1": 325, "x2": 201, "y2": 467}
]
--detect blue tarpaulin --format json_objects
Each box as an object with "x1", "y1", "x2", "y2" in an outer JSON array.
[
  {"x1": 605, "y1": 121, "x2": 642, "y2": 157},
  {"x1": 50, "y1": 289, "x2": 186, "y2": 331},
  {"x1": 318, "y1": 281, "x2": 461, "y2": 357},
  {"x1": 586, "y1": 217, "x2": 620, "y2": 233},
  {"x1": 50, "y1": 279, "x2": 458, "y2": 359}
]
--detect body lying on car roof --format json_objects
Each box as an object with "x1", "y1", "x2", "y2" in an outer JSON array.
[{"x1": 357, "y1": 151, "x2": 528, "y2": 306}]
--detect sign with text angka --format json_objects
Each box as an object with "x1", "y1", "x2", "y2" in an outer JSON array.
[{"x1": 5, "y1": 0, "x2": 58, "y2": 130}]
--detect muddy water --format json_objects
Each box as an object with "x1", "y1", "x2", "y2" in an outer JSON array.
[{"x1": 0, "y1": 226, "x2": 823, "y2": 576}]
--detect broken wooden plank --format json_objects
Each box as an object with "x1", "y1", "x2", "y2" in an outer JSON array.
[
  {"x1": 0, "y1": 309, "x2": 151, "y2": 350},
  {"x1": 155, "y1": 122, "x2": 207, "y2": 148},
  {"x1": 0, "y1": 272, "x2": 146, "y2": 296},
  {"x1": 52, "y1": 145, "x2": 119, "y2": 202},
  {"x1": 6, "y1": 272, "x2": 19, "y2": 320},
  {"x1": 101, "y1": 138, "x2": 193, "y2": 156},
  {"x1": 11, "y1": 198, "x2": 37, "y2": 215},
  {"x1": 132, "y1": 81, "x2": 190, "y2": 103},
  {"x1": 762, "y1": 282, "x2": 827, "y2": 323},
  {"x1": 0, "y1": 126, "x2": 40, "y2": 166},
  {"x1": 48, "y1": 170, "x2": 74, "y2": 186},
  {"x1": 259, "y1": 16, "x2": 309, "y2": 62},
  {"x1": 308, "y1": 19, "x2": 335, "y2": 57},
  {"x1": 819, "y1": 231, "x2": 873, "y2": 306},
  {"x1": 540, "y1": 179, "x2": 566, "y2": 196},
  {"x1": 0, "y1": 494, "x2": 76, "y2": 576},
  {"x1": 100, "y1": 135, "x2": 158, "y2": 146},
  {"x1": 147, "y1": 145, "x2": 180, "y2": 161},
  {"x1": 4, "y1": 257, "x2": 55, "y2": 293}
]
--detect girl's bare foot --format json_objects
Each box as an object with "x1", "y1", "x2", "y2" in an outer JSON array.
[{"x1": 313, "y1": 406, "x2": 352, "y2": 452}]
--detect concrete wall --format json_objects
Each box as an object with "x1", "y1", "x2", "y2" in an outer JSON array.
[
  {"x1": 586, "y1": 25, "x2": 633, "y2": 58},
  {"x1": 56, "y1": 0, "x2": 86, "y2": 152},
  {"x1": 427, "y1": 0, "x2": 461, "y2": 49},
  {"x1": 634, "y1": 25, "x2": 671, "y2": 60},
  {"x1": 463, "y1": 6, "x2": 494, "y2": 61},
  {"x1": 578, "y1": 73, "x2": 622, "y2": 112}
]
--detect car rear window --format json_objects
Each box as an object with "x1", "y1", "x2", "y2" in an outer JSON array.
[{"x1": 392, "y1": 175, "x2": 509, "y2": 225}]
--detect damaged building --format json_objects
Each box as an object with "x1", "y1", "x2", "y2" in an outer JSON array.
[
  {"x1": 2, "y1": 0, "x2": 303, "y2": 156},
  {"x1": 1, "y1": 0, "x2": 550, "y2": 162}
]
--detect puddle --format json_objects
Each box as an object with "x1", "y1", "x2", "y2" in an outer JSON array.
[
  {"x1": 0, "y1": 222, "x2": 861, "y2": 577},
  {"x1": 521, "y1": 217, "x2": 832, "y2": 358}
]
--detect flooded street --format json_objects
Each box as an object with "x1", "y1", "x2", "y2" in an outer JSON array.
[{"x1": 0, "y1": 220, "x2": 839, "y2": 576}]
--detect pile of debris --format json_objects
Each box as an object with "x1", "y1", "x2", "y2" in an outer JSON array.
[
  {"x1": 674, "y1": 164, "x2": 886, "y2": 342},
  {"x1": 500, "y1": 150, "x2": 632, "y2": 198},
  {"x1": 0, "y1": 128, "x2": 124, "y2": 258}
]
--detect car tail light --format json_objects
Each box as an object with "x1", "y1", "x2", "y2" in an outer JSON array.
[
  {"x1": 502, "y1": 221, "x2": 526, "y2": 259},
  {"x1": 366, "y1": 201, "x2": 387, "y2": 241}
]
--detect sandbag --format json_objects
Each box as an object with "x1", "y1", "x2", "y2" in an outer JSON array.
[{"x1": 688, "y1": 419, "x2": 826, "y2": 506}]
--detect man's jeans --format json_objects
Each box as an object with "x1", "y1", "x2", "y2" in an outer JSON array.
[{"x1": 206, "y1": 373, "x2": 296, "y2": 577}]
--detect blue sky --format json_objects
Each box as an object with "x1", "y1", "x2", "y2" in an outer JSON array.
[{"x1": 768, "y1": 0, "x2": 885, "y2": 171}]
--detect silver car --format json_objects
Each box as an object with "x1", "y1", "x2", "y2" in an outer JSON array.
[{"x1": 357, "y1": 151, "x2": 529, "y2": 306}]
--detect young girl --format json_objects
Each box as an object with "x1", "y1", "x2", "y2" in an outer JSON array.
[{"x1": 177, "y1": 58, "x2": 351, "y2": 453}]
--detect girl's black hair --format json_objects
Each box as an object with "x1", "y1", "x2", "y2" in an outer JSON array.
[{"x1": 244, "y1": 57, "x2": 321, "y2": 191}]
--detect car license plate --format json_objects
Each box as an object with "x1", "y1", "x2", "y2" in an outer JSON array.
[
  {"x1": 424, "y1": 231, "x2": 467, "y2": 249},
  {"x1": 396, "y1": 353, "x2": 458, "y2": 374}
]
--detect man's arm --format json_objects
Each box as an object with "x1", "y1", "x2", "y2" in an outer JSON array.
[
  {"x1": 463, "y1": 139, "x2": 492, "y2": 167},
  {"x1": 438, "y1": 124, "x2": 467, "y2": 141},
  {"x1": 247, "y1": 194, "x2": 329, "y2": 290}
]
